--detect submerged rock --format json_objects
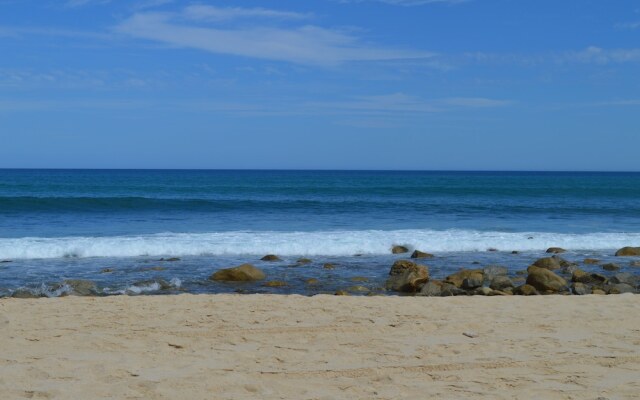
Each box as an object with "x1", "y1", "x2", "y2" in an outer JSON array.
[
  {"x1": 159, "y1": 257, "x2": 181, "y2": 262},
  {"x1": 132, "y1": 279, "x2": 173, "y2": 291},
  {"x1": 410, "y1": 250, "x2": 434, "y2": 259},
  {"x1": 263, "y1": 281, "x2": 287, "y2": 288},
  {"x1": 346, "y1": 285, "x2": 370, "y2": 293},
  {"x1": 210, "y1": 264, "x2": 266, "y2": 282},
  {"x1": 260, "y1": 254, "x2": 282, "y2": 262},
  {"x1": 546, "y1": 247, "x2": 566, "y2": 254},
  {"x1": 385, "y1": 260, "x2": 429, "y2": 293},
  {"x1": 11, "y1": 289, "x2": 41, "y2": 299},
  {"x1": 526, "y1": 266, "x2": 567, "y2": 293},
  {"x1": 602, "y1": 263, "x2": 621, "y2": 271},
  {"x1": 323, "y1": 263, "x2": 336, "y2": 270},
  {"x1": 305, "y1": 278, "x2": 319, "y2": 285},
  {"x1": 350, "y1": 276, "x2": 369, "y2": 282},
  {"x1": 296, "y1": 258, "x2": 312, "y2": 265},
  {"x1": 63, "y1": 279, "x2": 98, "y2": 296},
  {"x1": 583, "y1": 258, "x2": 600, "y2": 265},
  {"x1": 615, "y1": 247, "x2": 640, "y2": 257},
  {"x1": 444, "y1": 269, "x2": 483, "y2": 288},
  {"x1": 391, "y1": 245, "x2": 409, "y2": 254},
  {"x1": 630, "y1": 261, "x2": 640, "y2": 267},
  {"x1": 100, "y1": 268, "x2": 114, "y2": 274}
]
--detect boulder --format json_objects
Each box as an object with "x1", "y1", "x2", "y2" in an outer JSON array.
[
  {"x1": 592, "y1": 288, "x2": 606, "y2": 295},
  {"x1": 461, "y1": 277, "x2": 483, "y2": 290},
  {"x1": 605, "y1": 283, "x2": 636, "y2": 294},
  {"x1": 296, "y1": 258, "x2": 312, "y2": 265},
  {"x1": 132, "y1": 279, "x2": 172, "y2": 291},
  {"x1": 418, "y1": 281, "x2": 442, "y2": 297},
  {"x1": 210, "y1": 264, "x2": 266, "y2": 282},
  {"x1": 608, "y1": 273, "x2": 636, "y2": 285},
  {"x1": 514, "y1": 284, "x2": 539, "y2": 296},
  {"x1": 440, "y1": 283, "x2": 466, "y2": 296},
  {"x1": 410, "y1": 250, "x2": 434, "y2": 259},
  {"x1": 159, "y1": 257, "x2": 181, "y2": 262},
  {"x1": 601, "y1": 263, "x2": 621, "y2": 271},
  {"x1": 261, "y1": 254, "x2": 281, "y2": 262},
  {"x1": 483, "y1": 265, "x2": 508, "y2": 281},
  {"x1": 615, "y1": 247, "x2": 640, "y2": 257},
  {"x1": 583, "y1": 258, "x2": 600, "y2": 265},
  {"x1": 526, "y1": 266, "x2": 567, "y2": 293},
  {"x1": 444, "y1": 269, "x2": 484, "y2": 288},
  {"x1": 63, "y1": 279, "x2": 98, "y2": 296},
  {"x1": 473, "y1": 287, "x2": 493, "y2": 296},
  {"x1": 391, "y1": 245, "x2": 409, "y2": 254},
  {"x1": 385, "y1": 260, "x2": 429, "y2": 292},
  {"x1": 490, "y1": 276, "x2": 514, "y2": 291},
  {"x1": 263, "y1": 281, "x2": 287, "y2": 287},
  {"x1": 546, "y1": 247, "x2": 566, "y2": 254},
  {"x1": 531, "y1": 257, "x2": 562, "y2": 270},
  {"x1": 11, "y1": 289, "x2": 41, "y2": 299},
  {"x1": 571, "y1": 282, "x2": 590, "y2": 295},
  {"x1": 323, "y1": 263, "x2": 336, "y2": 270}
]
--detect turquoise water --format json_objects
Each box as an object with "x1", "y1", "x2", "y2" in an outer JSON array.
[{"x1": 0, "y1": 169, "x2": 639, "y2": 296}]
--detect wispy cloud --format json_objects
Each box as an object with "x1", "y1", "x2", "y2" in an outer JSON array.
[
  {"x1": 183, "y1": 5, "x2": 312, "y2": 22},
  {"x1": 115, "y1": 8, "x2": 432, "y2": 66},
  {"x1": 464, "y1": 46, "x2": 640, "y2": 66},
  {"x1": 65, "y1": 0, "x2": 111, "y2": 8},
  {"x1": 339, "y1": 0, "x2": 468, "y2": 6},
  {"x1": 615, "y1": 21, "x2": 640, "y2": 30}
]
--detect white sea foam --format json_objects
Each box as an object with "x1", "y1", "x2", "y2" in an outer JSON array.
[{"x1": 0, "y1": 230, "x2": 638, "y2": 260}]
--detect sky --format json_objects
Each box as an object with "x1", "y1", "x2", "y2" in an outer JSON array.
[{"x1": 0, "y1": 0, "x2": 639, "y2": 170}]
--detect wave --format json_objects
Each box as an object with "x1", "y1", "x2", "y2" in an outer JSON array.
[{"x1": 0, "y1": 230, "x2": 638, "y2": 260}]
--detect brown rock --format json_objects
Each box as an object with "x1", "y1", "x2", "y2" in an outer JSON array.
[
  {"x1": 602, "y1": 263, "x2": 621, "y2": 271},
  {"x1": 263, "y1": 281, "x2": 287, "y2": 287},
  {"x1": 261, "y1": 254, "x2": 281, "y2": 262},
  {"x1": 385, "y1": 260, "x2": 429, "y2": 292},
  {"x1": 591, "y1": 288, "x2": 606, "y2": 295},
  {"x1": 531, "y1": 257, "x2": 562, "y2": 270},
  {"x1": 546, "y1": 247, "x2": 566, "y2": 254},
  {"x1": 410, "y1": 250, "x2": 434, "y2": 259},
  {"x1": 323, "y1": 263, "x2": 336, "y2": 270},
  {"x1": 514, "y1": 284, "x2": 539, "y2": 296},
  {"x1": 526, "y1": 266, "x2": 567, "y2": 293},
  {"x1": 615, "y1": 247, "x2": 640, "y2": 257},
  {"x1": 583, "y1": 258, "x2": 600, "y2": 265},
  {"x1": 444, "y1": 269, "x2": 483, "y2": 288},
  {"x1": 334, "y1": 290, "x2": 349, "y2": 296},
  {"x1": 391, "y1": 245, "x2": 409, "y2": 254},
  {"x1": 296, "y1": 258, "x2": 312, "y2": 265},
  {"x1": 305, "y1": 278, "x2": 319, "y2": 285},
  {"x1": 210, "y1": 264, "x2": 266, "y2": 282},
  {"x1": 350, "y1": 276, "x2": 369, "y2": 282}
]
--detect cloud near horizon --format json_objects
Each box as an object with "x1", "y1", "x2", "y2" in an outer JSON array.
[{"x1": 115, "y1": 6, "x2": 433, "y2": 66}]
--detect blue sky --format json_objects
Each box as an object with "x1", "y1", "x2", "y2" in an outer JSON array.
[{"x1": 1, "y1": 0, "x2": 639, "y2": 170}]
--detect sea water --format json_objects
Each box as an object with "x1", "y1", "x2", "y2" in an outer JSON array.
[{"x1": 1, "y1": 169, "x2": 639, "y2": 296}]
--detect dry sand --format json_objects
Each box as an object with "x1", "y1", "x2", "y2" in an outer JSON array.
[{"x1": 1, "y1": 294, "x2": 639, "y2": 399}]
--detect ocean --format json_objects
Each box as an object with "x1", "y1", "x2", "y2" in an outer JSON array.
[{"x1": 1, "y1": 169, "x2": 639, "y2": 296}]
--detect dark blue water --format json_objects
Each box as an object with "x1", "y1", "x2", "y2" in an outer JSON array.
[{"x1": 1, "y1": 169, "x2": 639, "y2": 296}]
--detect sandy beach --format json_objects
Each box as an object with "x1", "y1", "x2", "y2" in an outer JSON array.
[{"x1": 0, "y1": 294, "x2": 638, "y2": 399}]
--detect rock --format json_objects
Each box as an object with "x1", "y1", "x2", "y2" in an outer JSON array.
[
  {"x1": 483, "y1": 265, "x2": 508, "y2": 281},
  {"x1": 583, "y1": 258, "x2": 600, "y2": 265},
  {"x1": 461, "y1": 277, "x2": 483, "y2": 290},
  {"x1": 487, "y1": 248, "x2": 498, "y2": 252},
  {"x1": 139, "y1": 266, "x2": 166, "y2": 272},
  {"x1": 346, "y1": 285, "x2": 369, "y2": 293},
  {"x1": 514, "y1": 284, "x2": 539, "y2": 296},
  {"x1": 546, "y1": 247, "x2": 566, "y2": 254},
  {"x1": 323, "y1": 263, "x2": 336, "y2": 270},
  {"x1": 601, "y1": 263, "x2": 621, "y2": 271},
  {"x1": 490, "y1": 276, "x2": 514, "y2": 291},
  {"x1": 615, "y1": 247, "x2": 640, "y2": 257},
  {"x1": 305, "y1": 278, "x2": 319, "y2": 285},
  {"x1": 488, "y1": 289, "x2": 512, "y2": 296},
  {"x1": 440, "y1": 283, "x2": 466, "y2": 296},
  {"x1": 63, "y1": 279, "x2": 98, "y2": 296},
  {"x1": 473, "y1": 286, "x2": 493, "y2": 296},
  {"x1": 263, "y1": 281, "x2": 287, "y2": 287},
  {"x1": 608, "y1": 273, "x2": 636, "y2": 285},
  {"x1": 350, "y1": 276, "x2": 369, "y2": 282},
  {"x1": 605, "y1": 283, "x2": 635, "y2": 294},
  {"x1": 571, "y1": 282, "x2": 590, "y2": 295},
  {"x1": 133, "y1": 279, "x2": 173, "y2": 291},
  {"x1": 511, "y1": 251, "x2": 519, "y2": 254},
  {"x1": 0, "y1": 260, "x2": 12, "y2": 263},
  {"x1": 418, "y1": 281, "x2": 442, "y2": 297},
  {"x1": 531, "y1": 257, "x2": 562, "y2": 270},
  {"x1": 391, "y1": 245, "x2": 409, "y2": 254},
  {"x1": 410, "y1": 250, "x2": 433, "y2": 259},
  {"x1": 160, "y1": 257, "x2": 181, "y2": 262},
  {"x1": 11, "y1": 289, "x2": 40, "y2": 299},
  {"x1": 385, "y1": 260, "x2": 429, "y2": 293},
  {"x1": 444, "y1": 269, "x2": 483, "y2": 288},
  {"x1": 562, "y1": 264, "x2": 579, "y2": 275},
  {"x1": 526, "y1": 266, "x2": 567, "y2": 293},
  {"x1": 572, "y1": 269, "x2": 598, "y2": 284},
  {"x1": 210, "y1": 264, "x2": 266, "y2": 282},
  {"x1": 592, "y1": 288, "x2": 606, "y2": 295},
  {"x1": 100, "y1": 268, "x2": 114, "y2": 273},
  {"x1": 260, "y1": 254, "x2": 281, "y2": 262},
  {"x1": 630, "y1": 261, "x2": 640, "y2": 267},
  {"x1": 296, "y1": 258, "x2": 312, "y2": 265},
  {"x1": 334, "y1": 290, "x2": 349, "y2": 296}
]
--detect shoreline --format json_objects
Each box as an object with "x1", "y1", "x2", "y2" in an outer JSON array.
[{"x1": 1, "y1": 293, "x2": 639, "y2": 399}]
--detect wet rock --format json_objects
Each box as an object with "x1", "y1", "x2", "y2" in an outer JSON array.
[
  {"x1": 346, "y1": 285, "x2": 370, "y2": 293},
  {"x1": 583, "y1": 258, "x2": 600, "y2": 265},
  {"x1": 418, "y1": 281, "x2": 442, "y2": 297},
  {"x1": 531, "y1": 257, "x2": 562, "y2": 270},
  {"x1": 526, "y1": 266, "x2": 567, "y2": 293},
  {"x1": 572, "y1": 269, "x2": 598, "y2": 284},
  {"x1": 511, "y1": 251, "x2": 519, "y2": 254},
  {"x1": 487, "y1": 248, "x2": 498, "y2": 252},
  {"x1": 296, "y1": 258, "x2": 312, "y2": 265},
  {"x1": 391, "y1": 245, "x2": 409, "y2": 254},
  {"x1": 0, "y1": 260, "x2": 12, "y2": 263},
  {"x1": 483, "y1": 265, "x2": 508, "y2": 281},
  {"x1": 444, "y1": 269, "x2": 483, "y2": 288},
  {"x1": 562, "y1": 264, "x2": 579, "y2": 275},
  {"x1": 488, "y1": 289, "x2": 512, "y2": 296},
  {"x1": 133, "y1": 279, "x2": 173, "y2": 291},
  {"x1": 615, "y1": 247, "x2": 640, "y2": 256},
  {"x1": 608, "y1": 273, "x2": 636, "y2": 285},
  {"x1": 592, "y1": 288, "x2": 606, "y2": 295},
  {"x1": 210, "y1": 264, "x2": 266, "y2": 282},
  {"x1": 571, "y1": 282, "x2": 590, "y2": 295},
  {"x1": 410, "y1": 250, "x2": 433, "y2": 259},
  {"x1": 630, "y1": 261, "x2": 640, "y2": 267},
  {"x1": 100, "y1": 268, "x2": 114, "y2": 273},
  {"x1": 63, "y1": 279, "x2": 98, "y2": 296},
  {"x1": 385, "y1": 260, "x2": 429, "y2": 293},
  {"x1": 490, "y1": 276, "x2": 514, "y2": 291},
  {"x1": 440, "y1": 283, "x2": 466, "y2": 296},
  {"x1": 323, "y1": 263, "x2": 336, "y2": 270},
  {"x1": 601, "y1": 263, "x2": 621, "y2": 271},
  {"x1": 461, "y1": 277, "x2": 483, "y2": 290},
  {"x1": 546, "y1": 247, "x2": 566, "y2": 254},
  {"x1": 159, "y1": 257, "x2": 181, "y2": 262},
  {"x1": 11, "y1": 289, "x2": 41, "y2": 299},
  {"x1": 139, "y1": 266, "x2": 166, "y2": 272},
  {"x1": 514, "y1": 284, "x2": 539, "y2": 296},
  {"x1": 473, "y1": 286, "x2": 493, "y2": 296},
  {"x1": 334, "y1": 290, "x2": 349, "y2": 296},
  {"x1": 605, "y1": 283, "x2": 635, "y2": 294},
  {"x1": 261, "y1": 254, "x2": 281, "y2": 262},
  {"x1": 305, "y1": 278, "x2": 319, "y2": 285},
  {"x1": 263, "y1": 281, "x2": 287, "y2": 288},
  {"x1": 350, "y1": 276, "x2": 369, "y2": 282}
]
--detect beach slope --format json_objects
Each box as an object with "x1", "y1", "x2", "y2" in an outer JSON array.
[{"x1": 1, "y1": 294, "x2": 639, "y2": 399}]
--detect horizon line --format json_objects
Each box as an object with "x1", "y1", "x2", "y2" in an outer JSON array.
[{"x1": 1, "y1": 168, "x2": 639, "y2": 173}]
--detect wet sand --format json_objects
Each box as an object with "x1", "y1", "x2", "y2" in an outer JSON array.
[{"x1": 1, "y1": 294, "x2": 639, "y2": 399}]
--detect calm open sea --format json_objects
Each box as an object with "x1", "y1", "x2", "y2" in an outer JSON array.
[{"x1": 1, "y1": 169, "x2": 639, "y2": 296}]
